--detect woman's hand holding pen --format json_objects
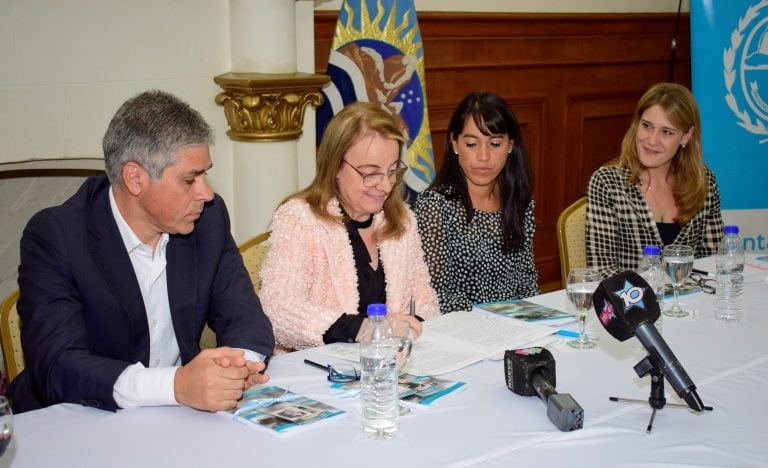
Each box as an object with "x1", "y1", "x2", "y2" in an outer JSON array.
[{"x1": 388, "y1": 313, "x2": 422, "y2": 338}]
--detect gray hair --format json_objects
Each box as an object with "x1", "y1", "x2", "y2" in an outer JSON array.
[{"x1": 102, "y1": 90, "x2": 213, "y2": 185}]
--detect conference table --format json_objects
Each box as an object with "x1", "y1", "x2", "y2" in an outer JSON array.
[{"x1": 3, "y1": 267, "x2": 767, "y2": 467}]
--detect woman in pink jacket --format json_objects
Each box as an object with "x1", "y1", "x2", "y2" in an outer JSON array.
[{"x1": 260, "y1": 102, "x2": 440, "y2": 352}]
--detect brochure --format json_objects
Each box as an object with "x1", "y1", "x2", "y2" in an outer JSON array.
[
  {"x1": 225, "y1": 385, "x2": 347, "y2": 437},
  {"x1": 663, "y1": 281, "x2": 702, "y2": 299},
  {"x1": 328, "y1": 373, "x2": 466, "y2": 409},
  {"x1": 397, "y1": 374, "x2": 467, "y2": 408},
  {"x1": 474, "y1": 299, "x2": 576, "y2": 326}
]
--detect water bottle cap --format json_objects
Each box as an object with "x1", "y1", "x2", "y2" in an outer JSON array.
[
  {"x1": 724, "y1": 225, "x2": 739, "y2": 234},
  {"x1": 642, "y1": 245, "x2": 661, "y2": 256},
  {"x1": 366, "y1": 303, "x2": 388, "y2": 316}
]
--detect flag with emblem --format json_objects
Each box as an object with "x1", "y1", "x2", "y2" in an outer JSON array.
[{"x1": 316, "y1": 0, "x2": 435, "y2": 193}]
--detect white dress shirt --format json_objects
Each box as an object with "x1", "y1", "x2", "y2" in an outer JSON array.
[
  {"x1": 108, "y1": 189, "x2": 265, "y2": 408},
  {"x1": 110, "y1": 188, "x2": 180, "y2": 407}
]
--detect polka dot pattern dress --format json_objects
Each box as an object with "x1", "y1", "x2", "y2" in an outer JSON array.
[{"x1": 413, "y1": 188, "x2": 540, "y2": 313}]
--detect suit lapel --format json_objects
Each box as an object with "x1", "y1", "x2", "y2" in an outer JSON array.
[
  {"x1": 87, "y1": 183, "x2": 150, "y2": 364},
  {"x1": 167, "y1": 234, "x2": 197, "y2": 355}
]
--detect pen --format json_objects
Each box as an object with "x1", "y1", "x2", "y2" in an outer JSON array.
[
  {"x1": 409, "y1": 296, "x2": 416, "y2": 317},
  {"x1": 692, "y1": 268, "x2": 709, "y2": 276},
  {"x1": 746, "y1": 262, "x2": 768, "y2": 272},
  {"x1": 303, "y1": 359, "x2": 328, "y2": 371},
  {"x1": 556, "y1": 329, "x2": 579, "y2": 338}
]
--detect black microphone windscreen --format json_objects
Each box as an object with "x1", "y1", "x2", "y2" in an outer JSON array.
[
  {"x1": 504, "y1": 347, "x2": 556, "y2": 396},
  {"x1": 592, "y1": 270, "x2": 661, "y2": 342}
]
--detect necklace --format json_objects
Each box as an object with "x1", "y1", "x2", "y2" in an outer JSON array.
[
  {"x1": 639, "y1": 174, "x2": 652, "y2": 193},
  {"x1": 641, "y1": 172, "x2": 667, "y2": 222}
]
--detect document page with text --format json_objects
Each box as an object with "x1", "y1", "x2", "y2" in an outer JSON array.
[{"x1": 314, "y1": 310, "x2": 555, "y2": 375}]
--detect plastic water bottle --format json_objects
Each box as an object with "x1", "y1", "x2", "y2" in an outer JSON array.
[
  {"x1": 715, "y1": 225, "x2": 744, "y2": 321},
  {"x1": 359, "y1": 303, "x2": 399, "y2": 439},
  {"x1": 637, "y1": 245, "x2": 665, "y2": 333}
]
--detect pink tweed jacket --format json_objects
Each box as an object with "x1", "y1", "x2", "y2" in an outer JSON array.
[{"x1": 260, "y1": 197, "x2": 440, "y2": 351}]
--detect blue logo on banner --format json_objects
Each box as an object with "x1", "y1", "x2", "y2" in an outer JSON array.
[
  {"x1": 691, "y1": 0, "x2": 768, "y2": 210},
  {"x1": 723, "y1": 1, "x2": 768, "y2": 144}
]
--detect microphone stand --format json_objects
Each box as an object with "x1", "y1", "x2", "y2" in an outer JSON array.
[{"x1": 609, "y1": 355, "x2": 712, "y2": 433}]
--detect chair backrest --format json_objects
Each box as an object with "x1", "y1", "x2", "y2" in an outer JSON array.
[
  {"x1": 0, "y1": 289, "x2": 24, "y2": 382},
  {"x1": 556, "y1": 197, "x2": 587, "y2": 288},
  {"x1": 238, "y1": 231, "x2": 272, "y2": 294},
  {"x1": 199, "y1": 232, "x2": 271, "y2": 350}
]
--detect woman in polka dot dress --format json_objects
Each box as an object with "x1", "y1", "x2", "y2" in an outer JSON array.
[{"x1": 414, "y1": 91, "x2": 539, "y2": 313}]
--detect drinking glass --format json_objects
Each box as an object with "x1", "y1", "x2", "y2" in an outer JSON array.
[
  {"x1": 391, "y1": 320, "x2": 414, "y2": 415},
  {"x1": 392, "y1": 321, "x2": 413, "y2": 372},
  {"x1": 0, "y1": 396, "x2": 12, "y2": 458},
  {"x1": 662, "y1": 245, "x2": 694, "y2": 318},
  {"x1": 566, "y1": 268, "x2": 601, "y2": 350}
]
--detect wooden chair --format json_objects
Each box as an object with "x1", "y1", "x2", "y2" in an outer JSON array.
[
  {"x1": 199, "y1": 232, "x2": 271, "y2": 350},
  {"x1": 0, "y1": 289, "x2": 23, "y2": 382},
  {"x1": 556, "y1": 197, "x2": 587, "y2": 288}
]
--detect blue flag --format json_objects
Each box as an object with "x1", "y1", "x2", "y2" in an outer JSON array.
[
  {"x1": 691, "y1": 0, "x2": 768, "y2": 252},
  {"x1": 316, "y1": 0, "x2": 435, "y2": 192}
]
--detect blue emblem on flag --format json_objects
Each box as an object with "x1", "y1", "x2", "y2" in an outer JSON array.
[{"x1": 317, "y1": 0, "x2": 435, "y2": 192}]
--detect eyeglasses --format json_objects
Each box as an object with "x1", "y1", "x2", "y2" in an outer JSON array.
[
  {"x1": 688, "y1": 273, "x2": 716, "y2": 295},
  {"x1": 303, "y1": 359, "x2": 360, "y2": 382},
  {"x1": 343, "y1": 160, "x2": 408, "y2": 187}
]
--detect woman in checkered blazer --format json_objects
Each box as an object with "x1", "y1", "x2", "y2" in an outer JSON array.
[{"x1": 586, "y1": 83, "x2": 724, "y2": 278}]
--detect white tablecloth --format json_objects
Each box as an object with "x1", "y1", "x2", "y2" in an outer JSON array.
[{"x1": 3, "y1": 278, "x2": 767, "y2": 467}]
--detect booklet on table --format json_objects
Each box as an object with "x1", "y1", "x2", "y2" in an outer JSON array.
[
  {"x1": 473, "y1": 299, "x2": 577, "y2": 326},
  {"x1": 224, "y1": 385, "x2": 347, "y2": 437},
  {"x1": 328, "y1": 373, "x2": 466, "y2": 409}
]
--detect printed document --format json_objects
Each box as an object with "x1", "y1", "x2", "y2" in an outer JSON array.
[{"x1": 314, "y1": 310, "x2": 556, "y2": 375}]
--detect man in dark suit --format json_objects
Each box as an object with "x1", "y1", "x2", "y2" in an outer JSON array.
[{"x1": 9, "y1": 90, "x2": 275, "y2": 413}]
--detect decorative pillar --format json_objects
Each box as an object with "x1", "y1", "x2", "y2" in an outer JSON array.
[{"x1": 218, "y1": 0, "x2": 328, "y2": 242}]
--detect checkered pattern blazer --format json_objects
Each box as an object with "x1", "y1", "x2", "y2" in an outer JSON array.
[{"x1": 585, "y1": 165, "x2": 724, "y2": 278}]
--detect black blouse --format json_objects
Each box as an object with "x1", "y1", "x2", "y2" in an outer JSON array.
[
  {"x1": 322, "y1": 215, "x2": 387, "y2": 344},
  {"x1": 657, "y1": 222, "x2": 683, "y2": 246}
]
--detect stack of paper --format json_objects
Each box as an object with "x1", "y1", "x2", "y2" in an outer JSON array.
[{"x1": 316, "y1": 310, "x2": 557, "y2": 375}]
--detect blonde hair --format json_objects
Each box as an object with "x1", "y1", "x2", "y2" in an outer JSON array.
[
  {"x1": 287, "y1": 101, "x2": 409, "y2": 240},
  {"x1": 611, "y1": 82, "x2": 707, "y2": 224}
]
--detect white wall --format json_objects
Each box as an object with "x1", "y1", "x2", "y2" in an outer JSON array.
[{"x1": 0, "y1": 0, "x2": 235, "y2": 200}]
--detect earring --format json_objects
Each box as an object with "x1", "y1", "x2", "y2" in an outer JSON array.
[{"x1": 681, "y1": 143, "x2": 686, "y2": 149}]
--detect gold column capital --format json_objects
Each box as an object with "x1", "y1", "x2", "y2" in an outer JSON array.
[{"x1": 214, "y1": 72, "x2": 330, "y2": 142}]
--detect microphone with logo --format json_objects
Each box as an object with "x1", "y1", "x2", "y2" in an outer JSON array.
[
  {"x1": 504, "y1": 347, "x2": 584, "y2": 431},
  {"x1": 592, "y1": 270, "x2": 711, "y2": 430}
]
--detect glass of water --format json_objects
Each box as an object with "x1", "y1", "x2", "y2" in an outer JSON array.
[
  {"x1": 566, "y1": 268, "x2": 601, "y2": 349},
  {"x1": 662, "y1": 245, "x2": 695, "y2": 318},
  {"x1": 391, "y1": 319, "x2": 414, "y2": 415}
]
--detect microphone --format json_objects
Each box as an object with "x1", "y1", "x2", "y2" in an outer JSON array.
[
  {"x1": 592, "y1": 270, "x2": 705, "y2": 412},
  {"x1": 504, "y1": 347, "x2": 584, "y2": 431}
]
